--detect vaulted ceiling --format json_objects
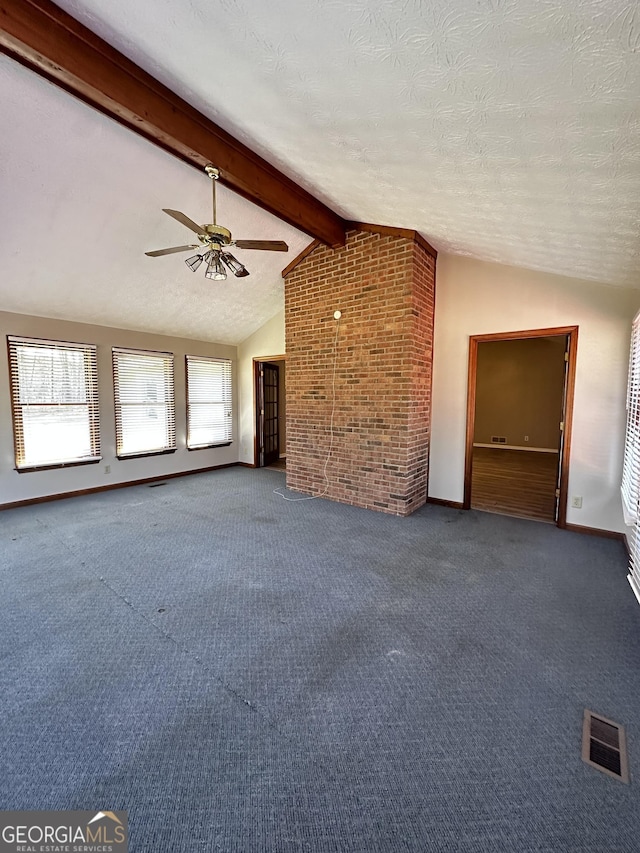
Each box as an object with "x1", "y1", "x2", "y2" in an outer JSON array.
[
  {"x1": 1, "y1": 0, "x2": 639, "y2": 345},
  {"x1": 0, "y1": 54, "x2": 312, "y2": 345}
]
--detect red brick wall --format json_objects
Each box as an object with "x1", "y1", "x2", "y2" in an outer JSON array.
[{"x1": 284, "y1": 228, "x2": 436, "y2": 516}]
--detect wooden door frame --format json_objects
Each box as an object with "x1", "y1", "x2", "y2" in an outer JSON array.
[
  {"x1": 253, "y1": 354, "x2": 287, "y2": 468},
  {"x1": 463, "y1": 326, "x2": 578, "y2": 528}
]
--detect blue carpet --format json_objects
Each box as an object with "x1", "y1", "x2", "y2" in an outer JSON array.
[{"x1": 1, "y1": 467, "x2": 639, "y2": 851}]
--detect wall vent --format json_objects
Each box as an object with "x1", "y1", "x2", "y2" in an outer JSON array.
[
  {"x1": 582, "y1": 710, "x2": 629, "y2": 783},
  {"x1": 490, "y1": 436, "x2": 507, "y2": 444}
]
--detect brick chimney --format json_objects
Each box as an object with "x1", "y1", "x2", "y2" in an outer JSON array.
[{"x1": 283, "y1": 226, "x2": 436, "y2": 516}]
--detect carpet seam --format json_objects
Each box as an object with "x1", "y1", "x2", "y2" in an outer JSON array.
[{"x1": 97, "y1": 575, "x2": 285, "y2": 735}]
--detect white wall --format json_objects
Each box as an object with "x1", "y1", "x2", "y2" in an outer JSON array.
[
  {"x1": 237, "y1": 309, "x2": 285, "y2": 464},
  {"x1": 0, "y1": 311, "x2": 237, "y2": 505},
  {"x1": 429, "y1": 254, "x2": 640, "y2": 532}
]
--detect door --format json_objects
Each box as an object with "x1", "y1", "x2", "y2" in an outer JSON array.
[
  {"x1": 257, "y1": 361, "x2": 279, "y2": 467},
  {"x1": 464, "y1": 326, "x2": 578, "y2": 527},
  {"x1": 554, "y1": 338, "x2": 571, "y2": 521}
]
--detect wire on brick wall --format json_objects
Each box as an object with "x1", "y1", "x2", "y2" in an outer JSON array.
[{"x1": 274, "y1": 315, "x2": 341, "y2": 502}]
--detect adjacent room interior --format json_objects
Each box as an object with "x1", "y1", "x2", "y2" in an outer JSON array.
[
  {"x1": 469, "y1": 332, "x2": 570, "y2": 523},
  {"x1": 1, "y1": 0, "x2": 640, "y2": 850}
]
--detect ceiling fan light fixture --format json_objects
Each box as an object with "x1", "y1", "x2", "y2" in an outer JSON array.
[
  {"x1": 221, "y1": 252, "x2": 250, "y2": 278},
  {"x1": 185, "y1": 253, "x2": 204, "y2": 272},
  {"x1": 205, "y1": 251, "x2": 227, "y2": 281}
]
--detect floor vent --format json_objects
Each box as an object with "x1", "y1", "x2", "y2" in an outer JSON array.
[
  {"x1": 490, "y1": 435, "x2": 507, "y2": 444},
  {"x1": 148, "y1": 482, "x2": 167, "y2": 488},
  {"x1": 582, "y1": 710, "x2": 629, "y2": 783}
]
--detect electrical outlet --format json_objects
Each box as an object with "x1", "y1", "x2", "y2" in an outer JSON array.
[
  {"x1": 571, "y1": 496, "x2": 582, "y2": 509},
  {"x1": 104, "y1": 465, "x2": 111, "y2": 474},
  {"x1": 524, "y1": 435, "x2": 529, "y2": 442}
]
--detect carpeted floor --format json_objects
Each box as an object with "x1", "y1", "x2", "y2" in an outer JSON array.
[{"x1": 1, "y1": 466, "x2": 639, "y2": 852}]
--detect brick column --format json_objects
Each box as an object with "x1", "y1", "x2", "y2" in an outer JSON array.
[{"x1": 284, "y1": 228, "x2": 435, "y2": 516}]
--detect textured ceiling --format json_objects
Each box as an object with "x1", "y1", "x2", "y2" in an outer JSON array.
[
  {"x1": 52, "y1": 0, "x2": 640, "y2": 289},
  {"x1": 2, "y1": 0, "x2": 639, "y2": 349}
]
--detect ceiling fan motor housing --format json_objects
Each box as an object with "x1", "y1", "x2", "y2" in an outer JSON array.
[{"x1": 199, "y1": 224, "x2": 232, "y2": 246}]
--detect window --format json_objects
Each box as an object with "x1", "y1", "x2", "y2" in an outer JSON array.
[
  {"x1": 7, "y1": 335, "x2": 100, "y2": 470},
  {"x1": 113, "y1": 348, "x2": 176, "y2": 457},
  {"x1": 622, "y1": 312, "x2": 640, "y2": 603},
  {"x1": 186, "y1": 355, "x2": 233, "y2": 449}
]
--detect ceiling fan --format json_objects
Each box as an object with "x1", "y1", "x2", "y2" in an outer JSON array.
[{"x1": 145, "y1": 164, "x2": 288, "y2": 279}]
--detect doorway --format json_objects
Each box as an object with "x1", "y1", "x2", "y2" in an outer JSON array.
[
  {"x1": 254, "y1": 356, "x2": 286, "y2": 469},
  {"x1": 464, "y1": 327, "x2": 578, "y2": 526}
]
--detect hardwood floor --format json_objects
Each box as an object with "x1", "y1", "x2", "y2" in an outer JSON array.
[{"x1": 471, "y1": 447, "x2": 559, "y2": 522}]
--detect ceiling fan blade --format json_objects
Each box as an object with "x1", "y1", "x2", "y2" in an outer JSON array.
[
  {"x1": 234, "y1": 240, "x2": 289, "y2": 252},
  {"x1": 145, "y1": 244, "x2": 199, "y2": 257},
  {"x1": 162, "y1": 209, "x2": 205, "y2": 234}
]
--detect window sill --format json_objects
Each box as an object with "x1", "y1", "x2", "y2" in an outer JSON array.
[
  {"x1": 116, "y1": 448, "x2": 177, "y2": 460},
  {"x1": 187, "y1": 442, "x2": 233, "y2": 451},
  {"x1": 15, "y1": 457, "x2": 102, "y2": 473}
]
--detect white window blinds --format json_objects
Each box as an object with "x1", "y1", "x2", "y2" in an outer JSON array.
[
  {"x1": 7, "y1": 335, "x2": 100, "y2": 470},
  {"x1": 622, "y1": 312, "x2": 640, "y2": 603},
  {"x1": 186, "y1": 355, "x2": 233, "y2": 448},
  {"x1": 113, "y1": 347, "x2": 176, "y2": 457}
]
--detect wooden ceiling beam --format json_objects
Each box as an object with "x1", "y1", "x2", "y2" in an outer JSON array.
[{"x1": 0, "y1": 0, "x2": 346, "y2": 247}]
